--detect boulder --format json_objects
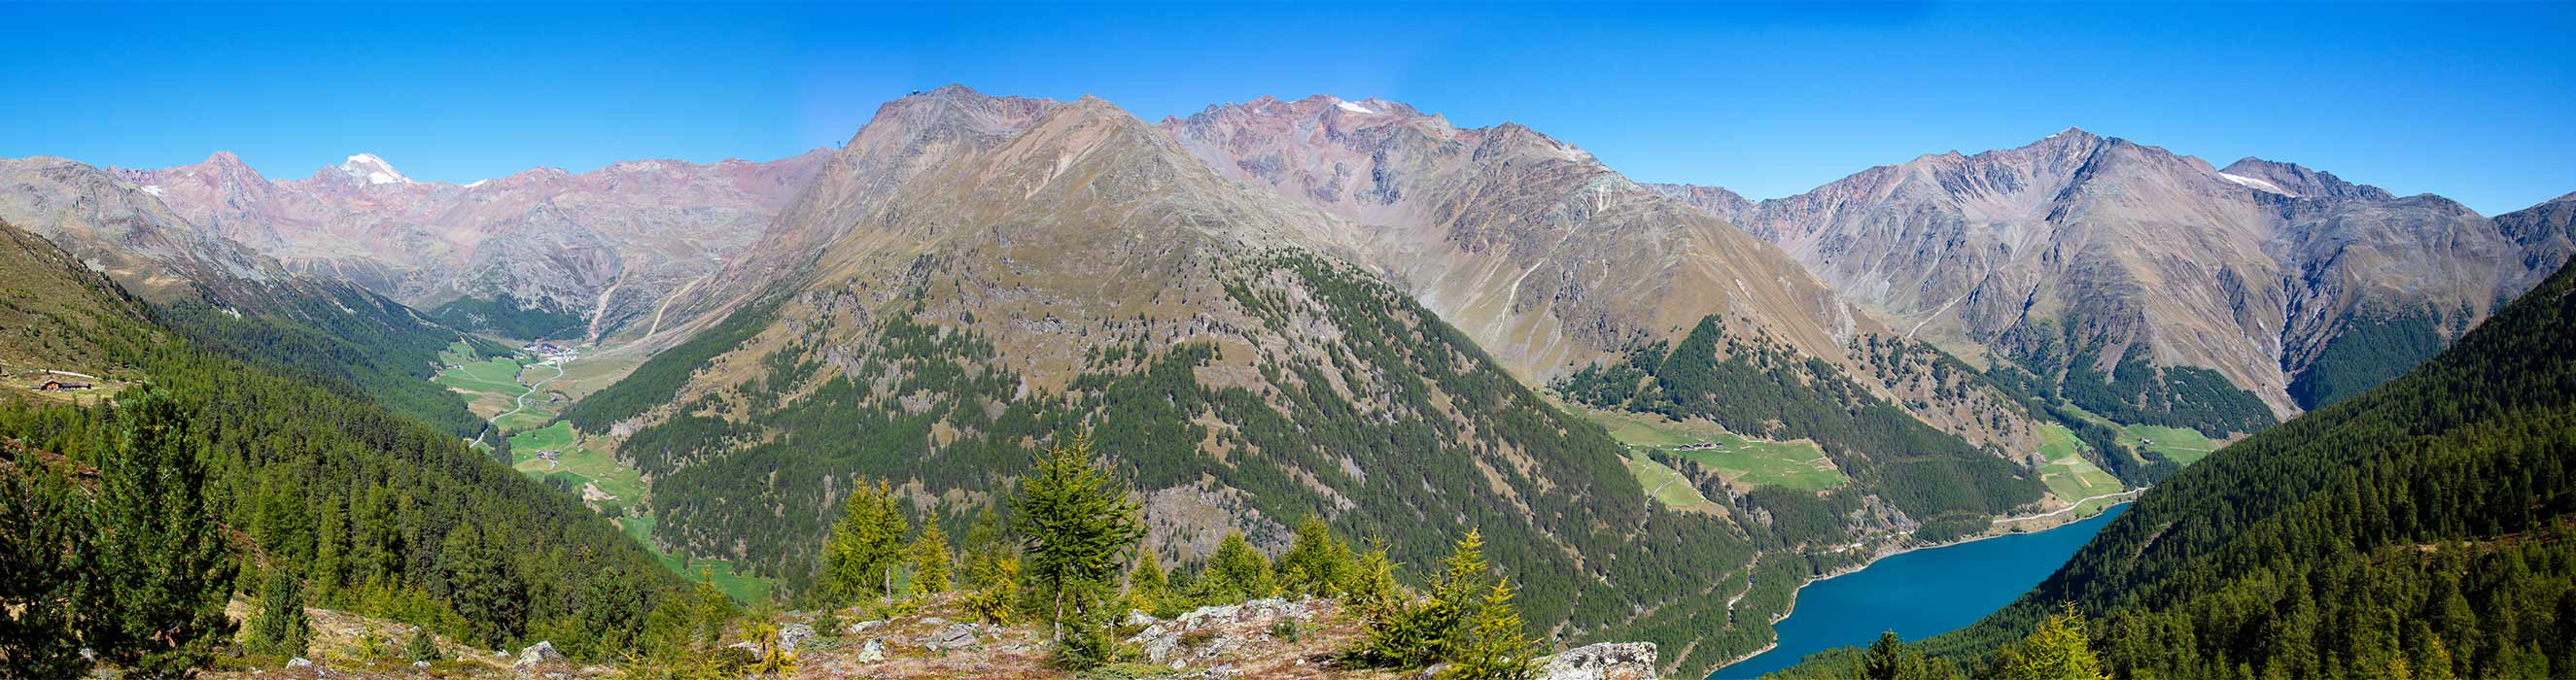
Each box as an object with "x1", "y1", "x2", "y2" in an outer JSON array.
[
  {"x1": 1125, "y1": 609, "x2": 1160, "y2": 628},
  {"x1": 924, "y1": 622, "x2": 981, "y2": 652},
  {"x1": 286, "y1": 657, "x2": 313, "y2": 668},
  {"x1": 778, "y1": 622, "x2": 817, "y2": 651},
  {"x1": 849, "y1": 619, "x2": 885, "y2": 635},
  {"x1": 513, "y1": 641, "x2": 566, "y2": 668},
  {"x1": 855, "y1": 638, "x2": 887, "y2": 663},
  {"x1": 1538, "y1": 642, "x2": 1659, "y2": 680}
]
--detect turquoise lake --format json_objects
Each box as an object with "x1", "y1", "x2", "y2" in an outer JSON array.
[{"x1": 1709, "y1": 503, "x2": 2131, "y2": 679}]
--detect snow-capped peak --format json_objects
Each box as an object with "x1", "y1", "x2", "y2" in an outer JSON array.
[
  {"x1": 1335, "y1": 99, "x2": 1376, "y2": 115},
  {"x1": 338, "y1": 153, "x2": 412, "y2": 186}
]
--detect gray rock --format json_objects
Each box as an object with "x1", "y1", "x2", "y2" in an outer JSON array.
[
  {"x1": 778, "y1": 622, "x2": 817, "y2": 651},
  {"x1": 849, "y1": 619, "x2": 885, "y2": 635},
  {"x1": 513, "y1": 640, "x2": 566, "y2": 668},
  {"x1": 855, "y1": 638, "x2": 887, "y2": 663},
  {"x1": 1538, "y1": 642, "x2": 1659, "y2": 680},
  {"x1": 924, "y1": 622, "x2": 981, "y2": 652},
  {"x1": 1124, "y1": 609, "x2": 1160, "y2": 627},
  {"x1": 413, "y1": 661, "x2": 432, "y2": 668},
  {"x1": 286, "y1": 657, "x2": 313, "y2": 668}
]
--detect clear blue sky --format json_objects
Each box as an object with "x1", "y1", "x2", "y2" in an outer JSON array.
[{"x1": 4, "y1": 2, "x2": 2570, "y2": 214}]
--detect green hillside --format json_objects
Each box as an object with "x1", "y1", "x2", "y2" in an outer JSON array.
[
  {"x1": 0, "y1": 221, "x2": 681, "y2": 668},
  {"x1": 1777, "y1": 259, "x2": 2576, "y2": 678}
]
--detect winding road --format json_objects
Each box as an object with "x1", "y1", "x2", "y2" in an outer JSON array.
[{"x1": 493, "y1": 361, "x2": 566, "y2": 425}]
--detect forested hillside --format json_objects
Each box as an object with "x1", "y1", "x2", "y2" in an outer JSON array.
[
  {"x1": 0, "y1": 221, "x2": 681, "y2": 674},
  {"x1": 1776, "y1": 258, "x2": 2576, "y2": 678}
]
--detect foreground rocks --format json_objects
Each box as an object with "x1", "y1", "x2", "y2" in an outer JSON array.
[{"x1": 1538, "y1": 642, "x2": 1659, "y2": 680}]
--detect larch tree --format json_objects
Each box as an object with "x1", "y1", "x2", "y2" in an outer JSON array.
[{"x1": 1010, "y1": 432, "x2": 1143, "y2": 642}]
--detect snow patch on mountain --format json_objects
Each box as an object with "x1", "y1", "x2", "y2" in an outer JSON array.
[
  {"x1": 2215, "y1": 171, "x2": 2292, "y2": 196},
  {"x1": 1335, "y1": 100, "x2": 1375, "y2": 115}
]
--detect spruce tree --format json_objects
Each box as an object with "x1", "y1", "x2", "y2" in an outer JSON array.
[
  {"x1": 87, "y1": 390, "x2": 238, "y2": 679},
  {"x1": 1011, "y1": 432, "x2": 1143, "y2": 642},
  {"x1": 908, "y1": 522, "x2": 953, "y2": 595},
  {"x1": 818, "y1": 479, "x2": 909, "y2": 605},
  {"x1": 246, "y1": 567, "x2": 312, "y2": 659}
]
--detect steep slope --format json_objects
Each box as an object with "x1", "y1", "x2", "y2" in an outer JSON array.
[
  {"x1": 1656, "y1": 131, "x2": 2570, "y2": 427},
  {"x1": 0, "y1": 218, "x2": 684, "y2": 659},
  {"x1": 0, "y1": 219, "x2": 156, "y2": 383},
  {"x1": 1780, "y1": 255, "x2": 2576, "y2": 679},
  {"x1": 0, "y1": 156, "x2": 494, "y2": 440},
  {"x1": 119, "y1": 150, "x2": 828, "y2": 341},
  {"x1": 1157, "y1": 94, "x2": 2051, "y2": 461}
]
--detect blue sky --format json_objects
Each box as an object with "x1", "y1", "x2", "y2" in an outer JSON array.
[{"x1": 4, "y1": 2, "x2": 2570, "y2": 214}]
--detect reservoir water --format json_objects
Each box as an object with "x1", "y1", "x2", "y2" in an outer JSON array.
[{"x1": 1710, "y1": 503, "x2": 2131, "y2": 679}]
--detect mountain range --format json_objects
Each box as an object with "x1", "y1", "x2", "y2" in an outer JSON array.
[
  {"x1": 117, "y1": 149, "x2": 828, "y2": 342},
  {"x1": 3, "y1": 85, "x2": 2569, "y2": 676},
  {"x1": 1651, "y1": 130, "x2": 2575, "y2": 423}
]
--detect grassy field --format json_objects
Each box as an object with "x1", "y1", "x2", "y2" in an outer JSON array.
[
  {"x1": 2055, "y1": 403, "x2": 2229, "y2": 467},
  {"x1": 507, "y1": 422, "x2": 644, "y2": 509},
  {"x1": 1623, "y1": 450, "x2": 1723, "y2": 513},
  {"x1": 1579, "y1": 405, "x2": 1847, "y2": 492},
  {"x1": 2035, "y1": 424, "x2": 2126, "y2": 503},
  {"x1": 435, "y1": 352, "x2": 530, "y2": 419},
  {"x1": 2123, "y1": 423, "x2": 2223, "y2": 466}
]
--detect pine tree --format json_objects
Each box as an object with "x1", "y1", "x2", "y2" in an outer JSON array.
[
  {"x1": 1277, "y1": 515, "x2": 1355, "y2": 596},
  {"x1": 1350, "y1": 529, "x2": 1493, "y2": 669},
  {"x1": 908, "y1": 522, "x2": 954, "y2": 595},
  {"x1": 1443, "y1": 579, "x2": 1537, "y2": 680},
  {"x1": 818, "y1": 479, "x2": 909, "y2": 605},
  {"x1": 246, "y1": 567, "x2": 312, "y2": 659},
  {"x1": 0, "y1": 453, "x2": 93, "y2": 678},
  {"x1": 1200, "y1": 529, "x2": 1275, "y2": 603},
  {"x1": 87, "y1": 390, "x2": 239, "y2": 679},
  {"x1": 1998, "y1": 603, "x2": 2107, "y2": 680},
  {"x1": 1011, "y1": 432, "x2": 1144, "y2": 642}
]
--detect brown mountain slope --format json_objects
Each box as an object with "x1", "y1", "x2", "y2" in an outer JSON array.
[
  {"x1": 1656, "y1": 130, "x2": 2570, "y2": 425},
  {"x1": 1155, "y1": 94, "x2": 2046, "y2": 455},
  {"x1": 0, "y1": 219, "x2": 157, "y2": 386}
]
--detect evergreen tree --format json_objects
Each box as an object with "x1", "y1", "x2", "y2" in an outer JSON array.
[
  {"x1": 435, "y1": 522, "x2": 526, "y2": 647},
  {"x1": 403, "y1": 627, "x2": 440, "y2": 663},
  {"x1": 907, "y1": 522, "x2": 953, "y2": 595},
  {"x1": 245, "y1": 567, "x2": 312, "y2": 659},
  {"x1": 1127, "y1": 550, "x2": 1175, "y2": 617},
  {"x1": 1010, "y1": 432, "x2": 1144, "y2": 641},
  {"x1": 817, "y1": 479, "x2": 909, "y2": 605},
  {"x1": 0, "y1": 453, "x2": 93, "y2": 678},
  {"x1": 1344, "y1": 542, "x2": 1405, "y2": 618},
  {"x1": 1997, "y1": 604, "x2": 2106, "y2": 680},
  {"x1": 1277, "y1": 515, "x2": 1355, "y2": 596},
  {"x1": 1350, "y1": 529, "x2": 1496, "y2": 669},
  {"x1": 1199, "y1": 529, "x2": 1276, "y2": 603},
  {"x1": 1444, "y1": 579, "x2": 1537, "y2": 680},
  {"x1": 87, "y1": 390, "x2": 239, "y2": 679},
  {"x1": 964, "y1": 556, "x2": 1021, "y2": 626}
]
